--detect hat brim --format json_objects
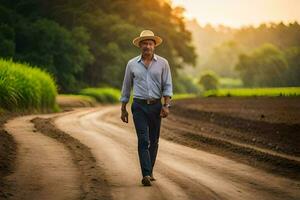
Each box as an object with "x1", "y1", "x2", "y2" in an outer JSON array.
[{"x1": 132, "y1": 36, "x2": 162, "y2": 47}]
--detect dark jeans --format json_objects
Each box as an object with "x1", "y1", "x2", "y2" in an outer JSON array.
[{"x1": 131, "y1": 99, "x2": 162, "y2": 177}]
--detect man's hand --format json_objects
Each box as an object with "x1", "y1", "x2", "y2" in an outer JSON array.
[
  {"x1": 160, "y1": 106, "x2": 169, "y2": 118},
  {"x1": 121, "y1": 109, "x2": 129, "y2": 123}
]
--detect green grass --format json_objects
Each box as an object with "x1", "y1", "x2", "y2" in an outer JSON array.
[
  {"x1": 172, "y1": 93, "x2": 199, "y2": 100},
  {"x1": 219, "y1": 77, "x2": 243, "y2": 88},
  {"x1": 0, "y1": 59, "x2": 58, "y2": 112},
  {"x1": 57, "y1": 94, "x2": 97, "y2": 104},
  {"x1": 79, "y1": 87, "x2": 121, "y2": 103},
  {"x1": 58, "y1": 94, "x2": 96, "y2": 103},
  {"x1": 203, "y1": 87, "x2": 300, "y2": 97}
]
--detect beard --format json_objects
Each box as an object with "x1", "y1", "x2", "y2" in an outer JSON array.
[{"x1": 142, "y1": 48, "x2": 153, "y2": 55}]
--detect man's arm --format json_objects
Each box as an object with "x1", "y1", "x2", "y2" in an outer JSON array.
[
  {"x1": 162, "y1": 60, "x2": 173, "y2": 103},
  {"x1": 120, "y1": 62, "x2": 132, "y2": 123},
  {"x1": 160, "y1": 60, "x2": 173, "y2": 118},
  {"x1": 120, "y1": 62, "x2": 133, "y2": 105},
  {"x1": 163, "y1": 96, "x2": 171, "y2": 106},
  {"x1": 121, "y1": 102, "x2": 128, "y2": 111}
]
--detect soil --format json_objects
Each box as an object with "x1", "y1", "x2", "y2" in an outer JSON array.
[
  {"x1": 161, "y1": 97, "x2": 300, "y2": 179},
  {"x1": 101, "y1": 97, "x2": 300, "y2": 180},
  {"x1": 1, "y1": 96, "x2": 300, "y2": 200},
  {"x1": 0, "y1": 113, "x2": 18, "y2": 199},
  {"x1": 31, "y1": 117, "x2": 112, "y2": 200}
]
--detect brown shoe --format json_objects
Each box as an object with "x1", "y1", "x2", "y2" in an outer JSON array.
[{"x1": 141, "y1": 176, "x2": 152, "y2": 186}]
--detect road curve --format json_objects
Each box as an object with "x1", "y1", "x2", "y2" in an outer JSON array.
[
  {"x1": 54, "y1": 106, "x2": 300, "y2": 200},
  {"x1": 4, "y1": 114, "x2": 81, "y2": 200}
]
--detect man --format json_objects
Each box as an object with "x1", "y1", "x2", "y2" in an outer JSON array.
[{"x1": 120, "y1": 30, "x2": 173, "y2": 186}]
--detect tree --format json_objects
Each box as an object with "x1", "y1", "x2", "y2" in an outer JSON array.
[
  {"x1": 233, "y1": 22, "x2": 300, "y2": 50},
  {"x1": 14, "y1": 19, "x2": 94, "y2": 92},
  {"x1": 0, "y1": 0, "x2": 197, "y2": 91},
  {"x1": 199, "y1": 70, "x2": 219, "y2": 90},
  {"x1": 0, "y1": 24, "x2": 15, "y2": 58},
  {"x1": 283, "y1": 47, "x2": 300, "y2": 86},
  {"x1": 203, "y1": 40, "x2": 244, "y2": 78},
  {"x1": 235, "y1": 44, "x2": 288, "y2": 87}
]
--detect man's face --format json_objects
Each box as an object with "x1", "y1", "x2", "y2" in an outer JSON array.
[{"x1": 139, "y1": 39, "x2": 155, "y2": 55}]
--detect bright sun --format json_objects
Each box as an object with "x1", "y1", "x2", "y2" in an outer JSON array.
[{"x1": 171, "y1": 0, "x2": 300, "y2": 28}]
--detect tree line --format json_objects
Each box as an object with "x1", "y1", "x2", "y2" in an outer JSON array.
[
  {"x1": 0, "y1": 0, "x2": 196, "y2": 92},
  {"x1": 188, "y1": 21, "x2": 300, "y2": 87}
]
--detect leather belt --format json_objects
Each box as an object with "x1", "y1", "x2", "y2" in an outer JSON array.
[{"x1": 133, "y1": 98, "x2": 161, "y2": 105}]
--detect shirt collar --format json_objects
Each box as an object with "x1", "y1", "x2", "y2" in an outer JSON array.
[{"x1": 137, "y1": 54, "x2": 158, "y2": 63}]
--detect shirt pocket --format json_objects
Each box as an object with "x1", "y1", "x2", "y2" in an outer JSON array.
[{"x1": 149, "y1": 68, "x2": 162, "y2": 82}]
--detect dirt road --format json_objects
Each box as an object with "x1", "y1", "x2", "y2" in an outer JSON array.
[
  {"x1": 2, "y1": 105, "x2": 300, "y2": 200},
  {"x1": 3, "y1": 114, "x2": 81, "y2": 200}
]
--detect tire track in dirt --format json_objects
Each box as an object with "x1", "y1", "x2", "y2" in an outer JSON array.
[
  {"x1": 31, "y1": 116, "x2": 112, "y2": 200},
  {"x1": 54, "y1": 106, "x2": 300, "y2": 200},
  {"x1": 55, "y1": 108, "x2": 195, "y2": 200},
  {"x1": 3, "y1": 115, "x2": 81, "y2": 200}
]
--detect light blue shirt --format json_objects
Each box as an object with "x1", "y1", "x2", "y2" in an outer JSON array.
[{"x1": 120, "y1": 54, "x2": 173, "y2": 103}]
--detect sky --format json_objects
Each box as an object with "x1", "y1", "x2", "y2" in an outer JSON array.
[{"x1": 171, "y1": 0, "x2": 300, "y2": 28}]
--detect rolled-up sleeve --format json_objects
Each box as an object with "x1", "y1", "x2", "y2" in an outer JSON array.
[
  {"x1": 120, "y1": 62, "x2": 133, "y2": 103},
  {"x1": 162, "y1": 60, "x2": 173, "y2": 98}
]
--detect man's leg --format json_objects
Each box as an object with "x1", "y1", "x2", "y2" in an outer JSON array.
[
  {"x1": 131, "y1": 101, "x2": 152, "y2": 178},
  {"x1": 148, "y1": 102, "x2": 162, "y2": 176}
]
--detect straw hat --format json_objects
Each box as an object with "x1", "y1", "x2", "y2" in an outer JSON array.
[{"x1": 132, "y1": 30, "x2": 163, "y2": 47}]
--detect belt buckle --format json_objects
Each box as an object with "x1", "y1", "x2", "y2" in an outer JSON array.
[{"x1": 146, "y1": 99, "x2": 151, "y2": 104}]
